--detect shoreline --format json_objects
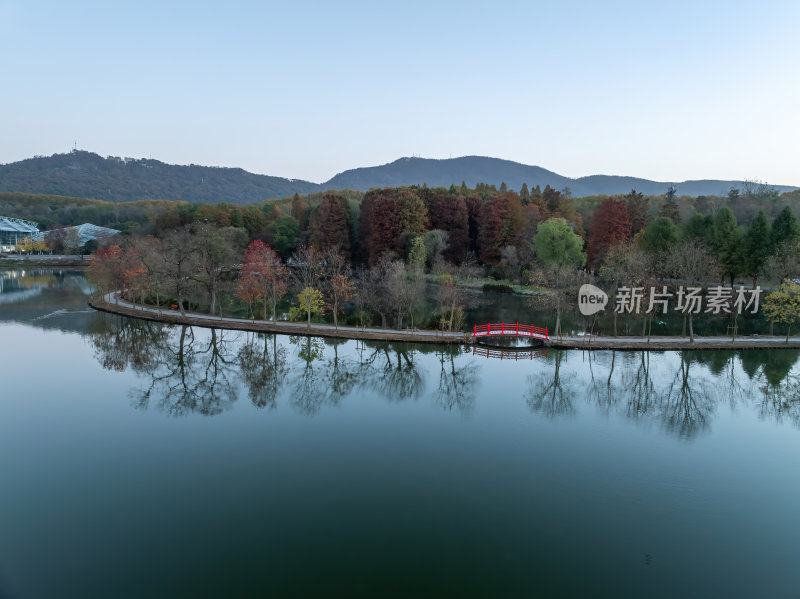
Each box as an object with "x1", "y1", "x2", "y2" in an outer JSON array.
[
  {"x1": 88, "y1": 293, "x2": 468, "y2": 345},
  {"x1": 88, "y1": 293, "x2": 800, "y2": 350},
  {"x1": 1, "y1": 256, "x2": 91, "y2": 267}
]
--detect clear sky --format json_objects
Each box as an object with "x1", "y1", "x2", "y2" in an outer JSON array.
[{"x1": 2, "y1": 0, "x2": 799, "y2": 185}]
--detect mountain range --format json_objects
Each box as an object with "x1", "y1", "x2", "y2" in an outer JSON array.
[{"x1": 0, "y1": 151, "x2": 796, "y2": 204}]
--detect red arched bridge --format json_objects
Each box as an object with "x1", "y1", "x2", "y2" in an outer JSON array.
[{"x1": 472, "y1": 323, "x2": 549, "y2": 341}]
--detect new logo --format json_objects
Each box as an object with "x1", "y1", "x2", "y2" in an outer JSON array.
[{"x1": 578, "y1": 284, "x2": 608, "y2": 316}]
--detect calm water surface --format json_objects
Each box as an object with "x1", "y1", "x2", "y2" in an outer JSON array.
[{"x1": 1, "y1": 269, "x2": 799, "y2": 598}]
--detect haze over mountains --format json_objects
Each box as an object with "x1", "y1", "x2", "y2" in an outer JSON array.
[{"x1": 1, "y1": 151, "x2": 796, "y2": 205}]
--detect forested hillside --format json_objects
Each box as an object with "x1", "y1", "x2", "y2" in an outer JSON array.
[
  {"x1": 2, "y1": 151, "x2": 796, "y2": 203},
  {"x1": 0, "y1": 151, "x2": 320, "y2": 204}
]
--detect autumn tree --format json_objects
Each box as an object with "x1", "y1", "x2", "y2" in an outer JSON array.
[
  {"x1": 763, "y1": 280, "x2": 800, "y2": 342},
  {"x1": 88, "y1": 244, "x2": 124, "y2": 301},
  {"x1": 399, "y1": 189, "x2": 428, "y2": 238},
  {"x1": 321, "y1": 249, "x2": 353, "y2": 329},
  {"x1": 308, "y1": 193, "x2": 352, "y2": 257},
  {"x1": 542, "y1": 185, "x2": 561, "y2": 215},
  {"x1": 120, "y1": 248, "x2": 147, "y2": 307},
  {"x1": 291, "y1": 193, "x2": 308, "y2": 229},
  {"x1": 289, "y1": 245, "x2": 325, "y2": 326},
  {"x1": 477, "y1": 191, "x2": 524, "y2": 264},
  {"x1": 292, "y1": 287, "x2": 325, "y2": 327},
  {"x1": 425, "y1": 192, "x2": 468, "y2": 262},
  {"x1": 624, "y1": 189, "x2": 650, "y2": 234},
  {"x1": 359, "y1": 190, "x2": 402, "y2": 265},
  {"x1": 237, "y1": 240, "x2": 287, "y2": 322},
  {"x1": 327, "y1": 274, "x2": 355, "y2": 329},
  {"x1": 587, "y1": 197, "x2": 632, "y2": 269}
]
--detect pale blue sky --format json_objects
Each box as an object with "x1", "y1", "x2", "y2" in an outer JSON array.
[{"x1": 2, "y1": 0, "x2": 799, "y2": 185}]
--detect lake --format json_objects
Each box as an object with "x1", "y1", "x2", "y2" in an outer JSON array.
[{"x1": 1, "y1": 269, "x2": 799, "y2": 598}]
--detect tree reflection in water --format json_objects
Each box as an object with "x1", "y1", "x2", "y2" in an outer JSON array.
[
  {"x1": 659, "y1": 353, "x2": 714, "y2": 439},
  {"x1": 288, "y1": 335, "x2": 330, "y2": 415},
  {"x1": 89, "y1": 314, "x2": 169, "y2": 373},
  {"x1": 88, "y1": 317, "x2": 800, "y2": 430},
  {"x1": 90, "y1": 317, "x2": 240, "y2": 415},
  {"x1": 237, "y1": 333, "x2": 287, "y2": 410},
  {"x1": 526, "y1": 347, "x2": 800, "y2": 439},
  {"x1": 525, "y1": 350, "x2": 576, "y2": 418},
  {"x1": 321, "y1": 338, "x2": 360, "y2": 406},
  {"x1": 752, "y1": 350, "x2": 800, "y2": 427},
  {"x1": 433, "y1": 347, "x2": 480, "y2": 415}
]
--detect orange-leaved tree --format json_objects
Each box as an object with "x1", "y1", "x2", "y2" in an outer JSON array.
[
  {"x1": 237, "y1": 240, "x2": 287, "y2": 322},
  {"x1": 88, "y1": 244, "x2": 124, "y2": 302}
]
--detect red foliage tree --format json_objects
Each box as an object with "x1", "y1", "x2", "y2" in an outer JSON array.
[
  {"x1": 309, "y1": 193, "x2": 352, "y2": 257},
  {"x1": 477, "y1": 192, "x2": 524, "y2": 265},
  {"x1": 587, "y1": 197, "x2": 633, "y2": 269},
  {"x1": 359, "y1": 189, "x2": 403, "y2": 265},
  {"x1": 425, "y1": 192, "x2": 469, "y2": 263},
  {"x1": 237, "y1": 240, "x2": 287, "y2": 322}
]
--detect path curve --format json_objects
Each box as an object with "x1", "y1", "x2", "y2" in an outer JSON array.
[
  {"x1": 88, "y1": 293, "x2": 800, "y2": 350},
  {"x1": 89, "y1": 293, "x2": 468, "y2": 345}
]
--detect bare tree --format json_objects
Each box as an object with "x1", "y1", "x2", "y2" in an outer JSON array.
[
  {"x1": 161, "y1": 226, "x2": 196, "y2": 316},
  {"x1": 528, "y1": 264, "x2": 589, "y2": 339},
  {"x1": 598, "y1": 242, "x2": 649, "y2": 336},
  {"x1": 666, "y1": 241, "x2": 719, "y2": 342},
  {"x1": 130, "y1": 236, "x2": 167, "y2": 311},
  {"x1": 190, "y1": 224, "x2": 243, "y2": 316}
]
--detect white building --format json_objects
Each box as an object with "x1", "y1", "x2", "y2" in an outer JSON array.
[
  {"x1": 0, "y1": 216, "x2": 39, "y2": 252},
  {"x1": 37, "y1": 223, "x2": 121, "y2": 249}
]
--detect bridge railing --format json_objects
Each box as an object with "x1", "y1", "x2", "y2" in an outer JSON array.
[{"x1": 472, "y1": 323, "x2": 549, "y2": 340}]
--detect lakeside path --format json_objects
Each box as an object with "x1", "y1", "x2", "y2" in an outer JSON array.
[
  {"x1": 88, "y1": 293, "x2": 800, "y2": 350},
  {"x1": 89, "y1": 293, "x2": 468, "y2": 345},
  {"x1": 548, "y1": 333, "x2": 800, "y2": 350}
]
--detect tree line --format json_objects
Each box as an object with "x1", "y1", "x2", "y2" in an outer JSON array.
[{"x1": 79, "y1": 179, "x2": 800, "y2": 339}]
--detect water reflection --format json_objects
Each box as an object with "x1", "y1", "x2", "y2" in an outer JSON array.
[
  {"x1": 525, "y1": 350, "x2": 577, "y2": 418},
  {"x1": 91, "y1": 316, "x2": 242, "y2": 416},
  {"x1": 237, "y1": 333, "x2": 287, "y2": 410},
  {"x1": 433, "y1": 347, "x2": 480, "y2": 415},
  {"x1": 86, "y1": 316, "x2": 800, "y2": 434}
]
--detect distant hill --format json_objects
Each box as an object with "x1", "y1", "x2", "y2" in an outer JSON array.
[
  {"x1": 325, "y1": 156, "x2": 799, "y2": 197},
  {"x1": 1, "y1": 152, "x2": 797, "y2": 203},
  {"x1": 0, "y1": 151, "x2": 320, "y2": 204}
]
